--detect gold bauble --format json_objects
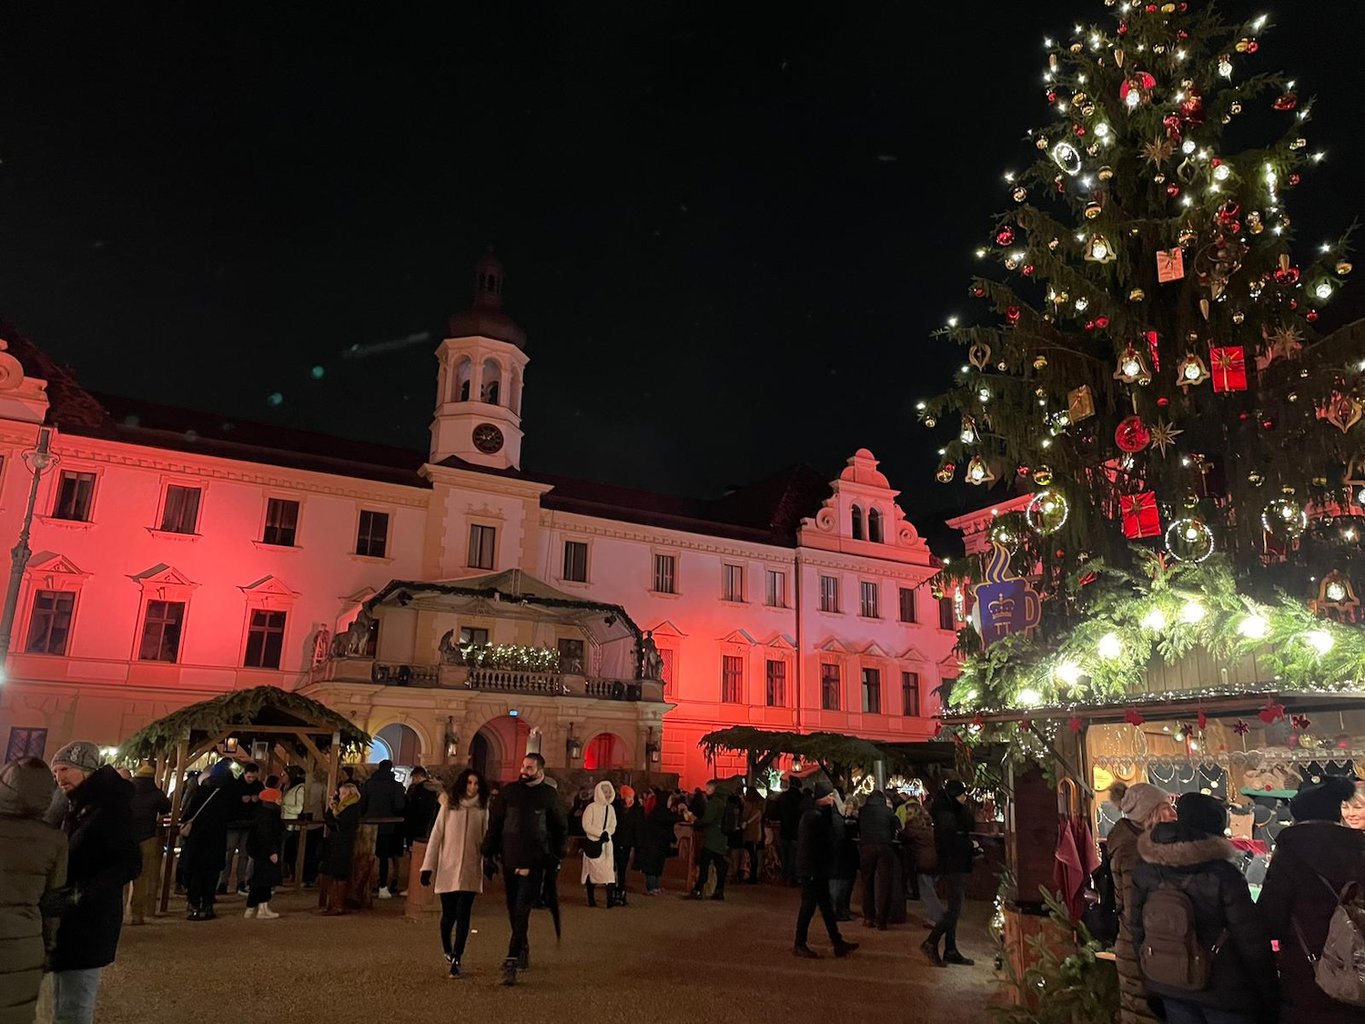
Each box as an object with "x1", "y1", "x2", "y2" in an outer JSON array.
[
  {"x1": 1035, "y1": 465, "x2": 1054, "y2": 487},
  {"x1": 1036, "y1": 136, "x2": 1049, "y2": 151},
  {"x1": 1338, "y1": 261, "x2": 1354, "y2": 276},
  {"x1": 1033, "y1": 354, "x2": 1049, "y2": 370},
  {"x1": 1129, "y1": 288, "x2": 1146, "y2": 301},
  {"x1": 1082, "y1": 104, "x2": 1096, "y2": 117},
  {"x1": 1048, "y1": 237, "x2": 1061, "y2": 251},
  {"x1": 1154, "y1": 173, "x2": 1166, "y2": 184},
  {"x1": 1012, "y1": 187, "x2": 1027, "y2": 203},
  {"x1": 1072, "y1": 93, "x2": 1088, "y2": 105},
  {"x1": 996, "y1": 361, "x2": 1008, "y2": 372},
  {"x1": 1232, "y1": 310, "x2": 1245, "y2": 324},
  {"x1": 1098, "y1": 165, "x2": 1114, "y2": 181},
  {"x1": 1084, "y1": 201, "x2": 1103, "y2": 220},
  {"x1": 923, "y1": 416, "x2": 937, "y2": 428}
]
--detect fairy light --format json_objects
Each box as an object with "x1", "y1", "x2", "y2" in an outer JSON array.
[
  {"x1": 1017, "y1": 688, "x2": 1043, "y2": 708},
  {"x1": 1055, "y1": 662, "x2": 1083, "y2": 687},
  {"x1": 1142, "y1": 608, "x2": 1168, "y2": 632},
  {"x1": 1315, "y1": 282, "x2": 1334, "y2": 301},
  {"x1": 1180, "y1": 601, "x2": 1207, "y2": 624},
  {"x1": 1098, "y1": 632, "x2": 1123, "y2": 660},
  {"x1": 947, "y1": 315, "x2": 960, "y2": 327},
  {"x1": 1238, "y1": 614, "x2": 1270, "y2": 640},
  {"x1": 1306, "y1": 630, "x2": 1335, "y2": 656},
  {"x1": 1253, "y1": 14, "x2": 1267, "y2": 30}
]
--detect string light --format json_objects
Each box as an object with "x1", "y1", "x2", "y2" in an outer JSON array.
[
  {"x1": 1098, "y1": 632, "x2": 1123, "y2": 660},
  {"x1": 1306, "y1": 630, "x2": 1335, "y2": 656},
  {"x1": 1238, "y1": 614, "x2": 1270, "y2": 640},
  {"x1": 1180, "y1": 601, "x2": 1207, "y2": 624},
  {"x1": 1055, "y1": 662, "x2": 1083, "y2": 687},
  {"x1": 1142, "y1": 608, "x2": 1168, "y2": 632}
]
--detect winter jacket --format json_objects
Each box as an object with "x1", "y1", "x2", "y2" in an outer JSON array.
[
  {"x1": 695, "y1": 790, "x2": 729, "y2": 856},
  {"x1": 795, "y1": 799, "x2": 837, "y2": 881},
  {"x1": 483, "y1": 777, "x2": 567, "y2": 872},
  {"x1": 0, "y1": 761, "x2": 67, "y2": 1024},
  {"x1": 320, "y1": 796, "x2": 362, "y2": 877},
  {"x1": 1107, "y1": 818, "x2": 1160, "y2": 1024},
  {"x1": 281, "y1": 780, "x2": 326, "y2": 822},
  {"x1": 742, "y1": 792, "x2": 765, "y2": 844},
  {"x1": 50, "y1": 765, "x2": 140, "y2": 972},
  {"x1": 931, "y1": 790, "x2": 975, "y2": 875},
  {"x1": 858, "y1": 792, "x2": 898, "y2": 846},
  {"x1": 615, "y1": 800, "x2": 646, "y2": 852},
  {"x1": 581, "y1": 781, "x2": 618, "y2": 884},
  {"x1": 178, "y1": 775, "x2": 233, "y2": 877},
  {"x1": 359, "y1": 767, "x2": 406, "y2": 836},
  {"x1": 1258, "y1": 820, "x2": 1365, "y2": 1024},
  {"x1": 635, "y1": 802, "x2": 681, "y2": 877},
  {"x1": 900, "y1": 799, "x2": 938, "y2": 874},
  {"x1": 404, "y1": 779, "x2": 441, "y2": 843},
  {"x1": 1130, "y1": 823, "x2": 1277, "y2": 1020},
  {"x1": 421, "y1": 793, "x2": 488, "y2": 894},
  {"x1": 777, "y1": 786, "x2": 804, "y2": 842},
  {"x1": 832, "y1": 812, "x2": 859, "y2": 881},
  {"x1": 246, "y1": 802, "x2": 284, "y2": 890},
  {"x1": 224, "y1": 775, "x2": 264, "y2": 830},
  {"x1": 128, "y1": 777, "x2": 170, "y2": 843}
]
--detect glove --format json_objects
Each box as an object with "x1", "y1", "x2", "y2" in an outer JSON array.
[
  {"x1": 483, "y1": 856, "x2": 498, "y2": 880},
  {"x1": 420, "y1": 870, "x2": 432, "y2": 888}
]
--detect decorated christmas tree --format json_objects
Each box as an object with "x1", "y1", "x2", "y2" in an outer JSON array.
[{"x1": 924, "y1": 1, "x2": 1359, "y2": 608}]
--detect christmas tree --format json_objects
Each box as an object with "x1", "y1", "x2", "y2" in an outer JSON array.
[{"x1": 924, "y1": 1, "x2": 1360, "y2": 611}]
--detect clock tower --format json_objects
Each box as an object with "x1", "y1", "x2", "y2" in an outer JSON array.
[{"x1": 429, "y1": 250, "x2": 529, "y2": 471}]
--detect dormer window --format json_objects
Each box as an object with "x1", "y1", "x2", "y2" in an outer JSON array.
[
  {"x1": 868, "y1": 507, "x2": 883, "y2": 543},
  {"x1": 851, "y1": 505, "x2": 864, "y2": 540}
]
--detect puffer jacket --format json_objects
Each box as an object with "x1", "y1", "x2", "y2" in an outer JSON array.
[
  {"x1": 0, "y1": 761, "x2": 67, "y2": 1024},
  {"x1": 1130, "y1": 823, "x2": 1278, "y2": 1021},
  {"x1": 858, "y1": 792, "x2": 898, "y2": 845},
  {"x1": 1108, "y1": 818, "x2": 1160, "y2": 1024},
  {"x1": 580, "y1": 780, "x2": 617, "y2": 885},
  {"x1": 931, "y1": 790, "x2": 975, "y2": 875}
]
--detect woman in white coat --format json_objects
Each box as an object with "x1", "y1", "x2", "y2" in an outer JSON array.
[
  {"x1": 419, "y1": 769, "x2": 489, "y2": 977},
  {"x1": 580, "y1": 780, "x2": 617, "y2": 907}
]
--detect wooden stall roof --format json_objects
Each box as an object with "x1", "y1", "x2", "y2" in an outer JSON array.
[{"x1": 942, "y1": 686, "x2": 1365, "y2": 726}]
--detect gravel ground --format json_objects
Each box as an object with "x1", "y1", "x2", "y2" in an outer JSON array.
[{"x1": 98, "y1": 882, "x2": 998, "y2": 1024}]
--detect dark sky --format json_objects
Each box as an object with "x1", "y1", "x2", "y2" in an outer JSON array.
[{"x1": 2, "y1": 2, "x2": 1363, "y2": 537}]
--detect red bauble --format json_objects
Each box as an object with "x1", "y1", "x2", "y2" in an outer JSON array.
[
  {"x1": 1238, "y1": 411, "x2": 1251, "y2": 421},
  {"x1": 1095, "y1": 315, "x2": 1110, "y2": 329},
  {"x1": 1022, "y1": 264, "x2": 1035, "y2": 276},
  {"x1": 1273, "y1": 93, "x2": 1298, "y2": 111},
  {"x1": 1157, "y1": 396, "x2": 1170, "y2": 407},
  {"x1": 996, "y1": 226, "x2": 1014, "y2": 246},
  {"x1": 1306, "y1": 310, "x2": 1320, "y2": 323},
  {"x1": 1289, "y1": 173, "x2": 1301, "y2": 186},
  {"x1": 1118, "y1": 21, "x2": 1129, "y2": 35},
  {"x1": 1261, "y1": 416, "x2": 1276, "y2": 430},
  {"x1": 1274, "y1": 266, "x2": 1301, "y2": 285},
  {"x1": 1006, "y1": 306, "x2": 1021, "y2": 323},
  {"x1": 972, "y1": 286, "x2": 986, "y2": 297},
  {"x1": 1167, "y1": 184, "x2": 1181, "y2": 197},
  {"x1": 1116, "y1": 415, "x2": 1152, "y2": 452}
]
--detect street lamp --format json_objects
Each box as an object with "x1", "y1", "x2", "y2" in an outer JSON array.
[{"x1": 0, "y1": 427, "x2": 56, "y2": 676}]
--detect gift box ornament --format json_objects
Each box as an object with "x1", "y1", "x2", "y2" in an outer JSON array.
[
  {"x1": 1209, "y1": 345, "x2": 1247, "y2": 392},
  {"x1": 1157, "y1": 248, "x2": 1186, "y2": 283},
  {"x1": 1120, "y1": 491, "x2": 1161, "y2": 539},
  {"x1": 1067, "y1": 385, "x2": 1096, "y2": 423}
]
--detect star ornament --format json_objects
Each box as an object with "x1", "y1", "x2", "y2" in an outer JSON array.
[
  {"x1": 1142, "y1": 137, "x2": 1175, "y2": 168},
  {"x1": 1149, "y1": 420, "x2": 1184, "y2": 457},
  {"x1": 1232, "y1": 719, "x2": 1250, "y2": 736}
]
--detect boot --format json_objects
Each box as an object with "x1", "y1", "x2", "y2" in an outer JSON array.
[
  {"x1": 517, "y1": 946, "x2": 530, "y2": 971},
  {"x1": 324, "y1": 881, "x2": 349, "y2": 915},
  {"x1": 501, "y1": 957, "x2": 518, "y2": 986},
  {"x1": 243, "y1": 906, "x2": 258, "y2": 919},
  {"x1": 256, "y1": 903, "x2": 280, "y2": 920},
  {"x1": 616, "y1": 885, "x2": 629, "y2": 907},
  {"x1": 317, "y1": 876, "x2": 332, "y2": 912},
  {"x1": 921, "y1": 937, "x2": 946, "y2": 968},
  {"x1": 585, "y1": 883, "x2": 597, "y2": 907},
  {"x1": 792, "y1": 943, "x2": 820, "y2": 959},
  {"x1": 187, "y1": 904, "x2": 201, "y2": 921},
  {"x1": 448, "y1": 958, "x2": 461, "y2": 979},
  {"x1": 943, "y1": 950, "x2": 975, "y2": 966},
  {"x1": 832, "y1": 939, "x2": 860, "y2": 958}
]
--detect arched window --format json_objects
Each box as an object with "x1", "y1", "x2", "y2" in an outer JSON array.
[
  {"x1": 851, "y1": 505, "x2": 864, "y2": 541},
  {"x1": 453, "y1": 357, "x2": 473, "y2": 402},
  {"x1": 868, "y1": 507, "x2": 883, "y2": 543},
  {"x1": 481, "y1": 358, "x2": 502, "y2": 405}
]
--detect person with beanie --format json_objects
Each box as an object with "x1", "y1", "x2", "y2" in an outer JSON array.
[
  {"x1": 921, "y1": 779, "x2": 976, "y2": 967},
  {"x1": 1130, "y1": 792, "x2": 1277, "y2": 1024},
  {"x1": 792, "y1": 781, "x2": 859, "y2": 959},
  {"x1": 1109, "y1": 782, "x2": 1175, "y2": 1024},
  {"x1": 0, "y1": 758, "x2": 68, "y2": 1024},
  {"x1": 612, "y1": 784, "x2": 645, "y2": 906},
  {"x1": 420, "y1": 769, "x2": 489, "y2": 978},
  {"x1": 48, "y1": 740, "x2": 140, "y2": 1024},
  {"x1": 244, "y1": 782, "x2": 284, "y2": 919},
  {"x1": 1259, "y1": 775, "x2": 1365, "y2": 1024},
  {"x1": 126, "y1": 761, "x2": 170, "y2": 925},
  {"x1": 858, "y1": 790, "x2": 899, "y2": 930}
]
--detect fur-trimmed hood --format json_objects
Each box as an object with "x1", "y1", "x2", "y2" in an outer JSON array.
[{"x1": 1137, "y1": 822, "x2": 1235, "y2": 868}]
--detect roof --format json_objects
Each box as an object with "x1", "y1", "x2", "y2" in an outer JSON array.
[{"x1": 942, "y1": 687, "x2": 1365, "y2": 726}]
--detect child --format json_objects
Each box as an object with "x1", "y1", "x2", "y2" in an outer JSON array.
[{"x1": 245, "y1": 779, "x2": 284, "y2": 919}]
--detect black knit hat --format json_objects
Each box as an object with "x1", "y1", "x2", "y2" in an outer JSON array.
[
  {"x1": 1289, "y1": 776, "x2": 1356, "y2": 823},
  {"x1": 1175, "y1": 792, "x2": 1227, "y2": 837}
]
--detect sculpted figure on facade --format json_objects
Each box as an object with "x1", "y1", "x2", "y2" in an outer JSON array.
[{"x1": 332, "y1": 608, "x2": 374, "y2": 658}]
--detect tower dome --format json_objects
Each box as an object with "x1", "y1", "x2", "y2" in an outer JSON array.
[{"x1": 447, "y1": 248, "x2": 526, "y2": 347}]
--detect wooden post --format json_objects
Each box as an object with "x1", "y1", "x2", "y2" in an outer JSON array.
[
  {"x1": 327, "y1": 730, "x2": 340, "y2": 799},
  {"x1": 159, "y1": 735, "x2": 189, "y2": 913}
]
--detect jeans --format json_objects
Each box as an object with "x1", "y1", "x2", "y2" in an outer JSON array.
[
  {"x1": 1162, "y1": 1001, "x2": 1256, "y2": 1024},
  {"x1": 859, "y1": 843, "x2": 895, "y2": 926},
  {"x1": 52, "y1": 968, "x2": 104, "y2": 1024},
  {"x1": 693, "y1": 848, "x2": 728, "y2": 896},
  {"x1": 829, "y1": 877, "x2": 853, "y2": 919},
  {"x1": 644, "y1": 873, "x2": 661, "y2": 891},
  {"x1": 220, "y1": 828, "x2": 251, "y2": 888},
  {"x1": 926, "y1": 872, "x2": 967, "y2": 954},
  {"x1": 742, "y1": 841, "x2": 762, "y2": 880},
  {"x1": 795, "y1": 878, "x2": 842, "y2": 947},
  {"x1": 439, "y1": 890, "x2": 477, "y2": 960},
  {"x1": 502, "y1": 867, "x2": 544, "y2": 960},
  {"x1": 919, "y1": 873, "x2": 946, "y2": 923}
]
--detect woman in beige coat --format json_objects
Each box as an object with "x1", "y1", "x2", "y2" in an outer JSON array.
[
  {"x1": 1107, "y1": 782, "x2": 1174, "y2": 1024},
  {"x1": 419, "y1": 769, "x2": 489, "y2": 978}
]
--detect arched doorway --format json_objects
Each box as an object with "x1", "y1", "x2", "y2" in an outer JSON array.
[
  {"x1": 470, "y1": 731, "x2": 494, "y2": 780},
  {"x1": 583, "y1": 732, "x2": 629, "y2": 771},
  {"x1": 471, "y1": 716, "x2": 530, "y2": 782},
  {"x1": 371, "y1": 723, "x2": 421, "y2": 765}
]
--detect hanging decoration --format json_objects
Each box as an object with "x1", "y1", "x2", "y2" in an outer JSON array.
[
  {"x1": 1025, "y1": 489, "x2": 1070, "y2": 536},
  {"x1": 1311, "y1": 571, "x2": 1360, "y2": 622},
  {"x1": 1148, "y1": 420, "x2": 1184, "y2": 458},
  {"x1": 1084, "y1": 234, "x2": 1117, "y2": 263},
  {"x1": 1156, "y1": 248, "x2": 1186, "y2": 283},
  {"x1": 1120, "y1": 491, "x2": 1161, "y2": 539},
  {"x1": 1113, "y1": 345, "x2": 1153, "y2": 385},
  {"x1": 959, "y1": 415, "x2": 980, "y2": 444},
  {"x1": 935, "y1": 462, "x2": 956, "y2": 484},
  {"x1": 1176, "y1": 352, "x2": 1211, "y2": 390},
  {"x1": 967, "y1": 342, "x2": 992, "y2": 370},
  {"x1": 1050, "y1": 140, "x2": 1083, "y2": 176},
  {"x1": 1318, "y1": 392, "x2": 1363, "y2": 434},
  {"x1": 1165, "y1": 516, "x2": 1216, "y2": 563},
  {"x1": 989, "y1": 514, "x2": 1026, "y2": 553},
  {"x1": 1067, "y1": 385, "x2": 1096, "y2": 423},
  {"x1": 1115, "y1": 415, "x2": 1152, "y2": 452},
  {"x1": 971, "y1": 542, "x2": 1042, "y2": 646},
  {"x1": 965, "y1": 456, "x2": 994, "y2": 486},
  {"x1": 1263, "y1": 492, "x2": 1308, "y2": 540},
  {"x1": 1120, "y1": 72, "x2": 1157, "y2": 110},
  {"x1": 1209, "y1": 346, "x2": 1247, "y2": 392}
]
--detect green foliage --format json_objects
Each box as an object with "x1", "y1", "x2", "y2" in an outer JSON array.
[
  {"x1": 992, "y1": 889, "x2": 1120, "y2": 1024},
  {"x1": 463, "y1": 642, "x2": 561, "y2": 672}
]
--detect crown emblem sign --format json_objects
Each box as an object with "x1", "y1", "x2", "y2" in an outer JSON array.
[{"x1": 988, "y1": 596, "x2": 1016, "y2": 618}]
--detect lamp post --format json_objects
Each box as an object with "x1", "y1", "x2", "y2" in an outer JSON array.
[{"x1": 0, "y1": 427, "x2": 56, "y2": 675}]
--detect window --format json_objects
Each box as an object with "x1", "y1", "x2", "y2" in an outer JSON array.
[
  {"x1": 356, "y1": 510, "x2": 389, "y2": 558},
  {"x1": 158, "y1": 484, "x2": 201, "y2": 534},
  {"x1": 902, "y1": 671, "x2": 921, "y2": 717},
  {"x1": 861, "y1": 667, "x2": 882, "y2": 714},
  {"x1": 765, "y1": 660, "x2": 787, "y2": 707},
  {"x1": 468, "y1": 524, "x2": 496, "y2": 570},
  {"x1": 562, "y1": 541, "x2": 588, "y2": 583},
  {"x1": 24, "y1": 591, "x2": 74, "y2": 655},
  {"x1": 899, "y1": 587, "x2": 918, "y2": 623},
  {"x1": 939, "y1": 596, "x2": 956, "y2": 631},
  {"x1": 659, "y1": 648, "x2": 675, "y2": 695},
  {"x1": 765, "y1": 570, "x2": 786, "y2": 608},
  {"x1": 558, "y1": 638, "x2": 585, "y2": 673},
  {"x1": 819, "y1": 575, "x2": 840, "y2": 613},
  {"x1": 652, "y1": 553, "x2": 676, "y2": 594},
  {"x1": 868, "y1": 507, "x2": 883, "y2": 543},
  {"x1": 721, "y1": 655, "x2": 744, "y2": 703},
  {"x1": 4, "y1": 727, "x2": 47, "y2": 762},
  {"x1": 262, "y1": 498, "x2": 300, "y2": 546},
  {"x1": 245, "y1": 610, "x2": 287, "y2": 669},
  {"x1": 139, "y1": 600, "x2": 185, "y2": 662},
  {"x1": 851, "y1": 505, "x2": 864, "y2": 540},
  {"x1": 860, "y1": 581, "x2": 880, "y2": 619},
  {"x1": 722, "y1": 563, "x2": 745, "y2": 602},
  {"x1": 820, "y1": 663, "x2": 841, "y2": 711},
  {"x1": 53, "y1": 471, "x2": 96, "y2": 522},
  {"x1": 458, "y1": 626, "x2": 489, "y2": 649}
]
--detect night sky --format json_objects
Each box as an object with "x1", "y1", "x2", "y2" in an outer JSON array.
[{"x1": 2, "y1": 2, "x2": 1363, "y2": 541}]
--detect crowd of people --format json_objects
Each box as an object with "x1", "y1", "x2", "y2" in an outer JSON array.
[{"x1": 1108, "y1": 774, "x2": 1365, "y2": 1024}]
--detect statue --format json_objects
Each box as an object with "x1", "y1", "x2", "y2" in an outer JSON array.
[
  {"x1": 311, "y1": 626, "x2": 331, "y2": 667},
  {"x1": 332, "y1": 609, "x2": 374, "y2": 658},
  {"x1": 438, "y1": 628, "x2": 460, "y2": 664},
  {"x1": 638, "y1": 630, "x2": 664, "y2": 681}
]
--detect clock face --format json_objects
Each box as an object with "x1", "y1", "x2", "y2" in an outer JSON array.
[{"x1": 472, "y1": 423, "x2": 505, "y2": 454}]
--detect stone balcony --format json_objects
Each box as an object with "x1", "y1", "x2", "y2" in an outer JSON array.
[{"x1": 310, "y1": 656, "x2": 665, "y2": 703}]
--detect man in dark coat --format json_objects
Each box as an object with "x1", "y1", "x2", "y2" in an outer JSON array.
[
  {"x1": 922, "y1": 780, "x2": 975, "y2": 967},
  {"x1": 776, "y1": 777, "x2": 804, "y2": 885},
  {"x1": 1259, "y1": 776, "x2": 1365, "y2": 1024},
  {"x1": 359, "y1": 759, "x2": 406, "y2": 898},
  {"x1": 127, "y1": 761, "x2": 170, "y2": 925},
  {"x1": 482, "y1": 753, "x2": 567, "y2": 986},
  {"x1": 49, "y1": 741, "x2": 140, "y2": 1024},
  {"x1": 1131, "y1": 793, "x2": 1278, "y2": 1024},
  {"x1": 403, "y1": 766, "x2": 441, "y2": 848},
  {"x1": 218, "y1": 761, "x2": 262, "y2": 895},
  {"x1": 180, "y1": 761, "x2": 234, "y2": 920},
  {"x1": 792, "y1": 783, "x2": 859, "y2": 959},
  {"x1": 858, "y1": 790, "x2": 898, "y2": 930},
  {"x1": 688, "y1": 779, "x2": 730, "y2": 901}
]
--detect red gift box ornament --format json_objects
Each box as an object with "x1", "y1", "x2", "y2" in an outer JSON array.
[
  {"x1": 1124, "y1": 708, "x2": 1145, "y2": 727},
  {"x1": 1068, "y1": 716, "x2": 1085, "y2": 734},
  {"x1": 1120, "y1": 491, "x2": 1161, "y2": 539},
  {"x1": 1209, "y1": 345, "x2": 1247, "y2": 392},
  {"x1": 1197, "y1": 709, "x2": 1208, "y2": 732},
  {"x1": 1157, "y1": 248, "x2": 1186, "y2": 283},
  {"x1": 1291, "y1": 713, "x2": 1312, "y2": 731}
]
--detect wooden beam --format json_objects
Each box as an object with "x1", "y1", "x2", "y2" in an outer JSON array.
[
  {"x1": 159, "y1": 736, "x2": 189, "y2": 914},
  {"x1": 327, "y1": 730, "x2": 341, "y2": 799},
  {"x1": 295, "y1": 732, "x2": 329, "y2": 776}
]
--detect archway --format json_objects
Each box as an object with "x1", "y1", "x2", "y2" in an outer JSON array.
[
  {"x1": 480, "y1": 358, "x2": 502, "y2": 405},
  {"x1": 453, "y1": 356, "x2": 473, "y2": 402},
  {"x1": 371, "y1": 722, "x2": 421, "y2": 766},
  {"x1": 471, "y1": 715, "x2": 530, "y2": 782},
  {"x1": 583, "y1": 732, "x2": 629, "y2": 771},
  {"x1": 470, "y1": 730, "x2": 496, "y2": 780}
]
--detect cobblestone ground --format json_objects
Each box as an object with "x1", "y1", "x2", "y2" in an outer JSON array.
[{"x1": 99, "y1": 883, "x2": 999, "y2": 1024}]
